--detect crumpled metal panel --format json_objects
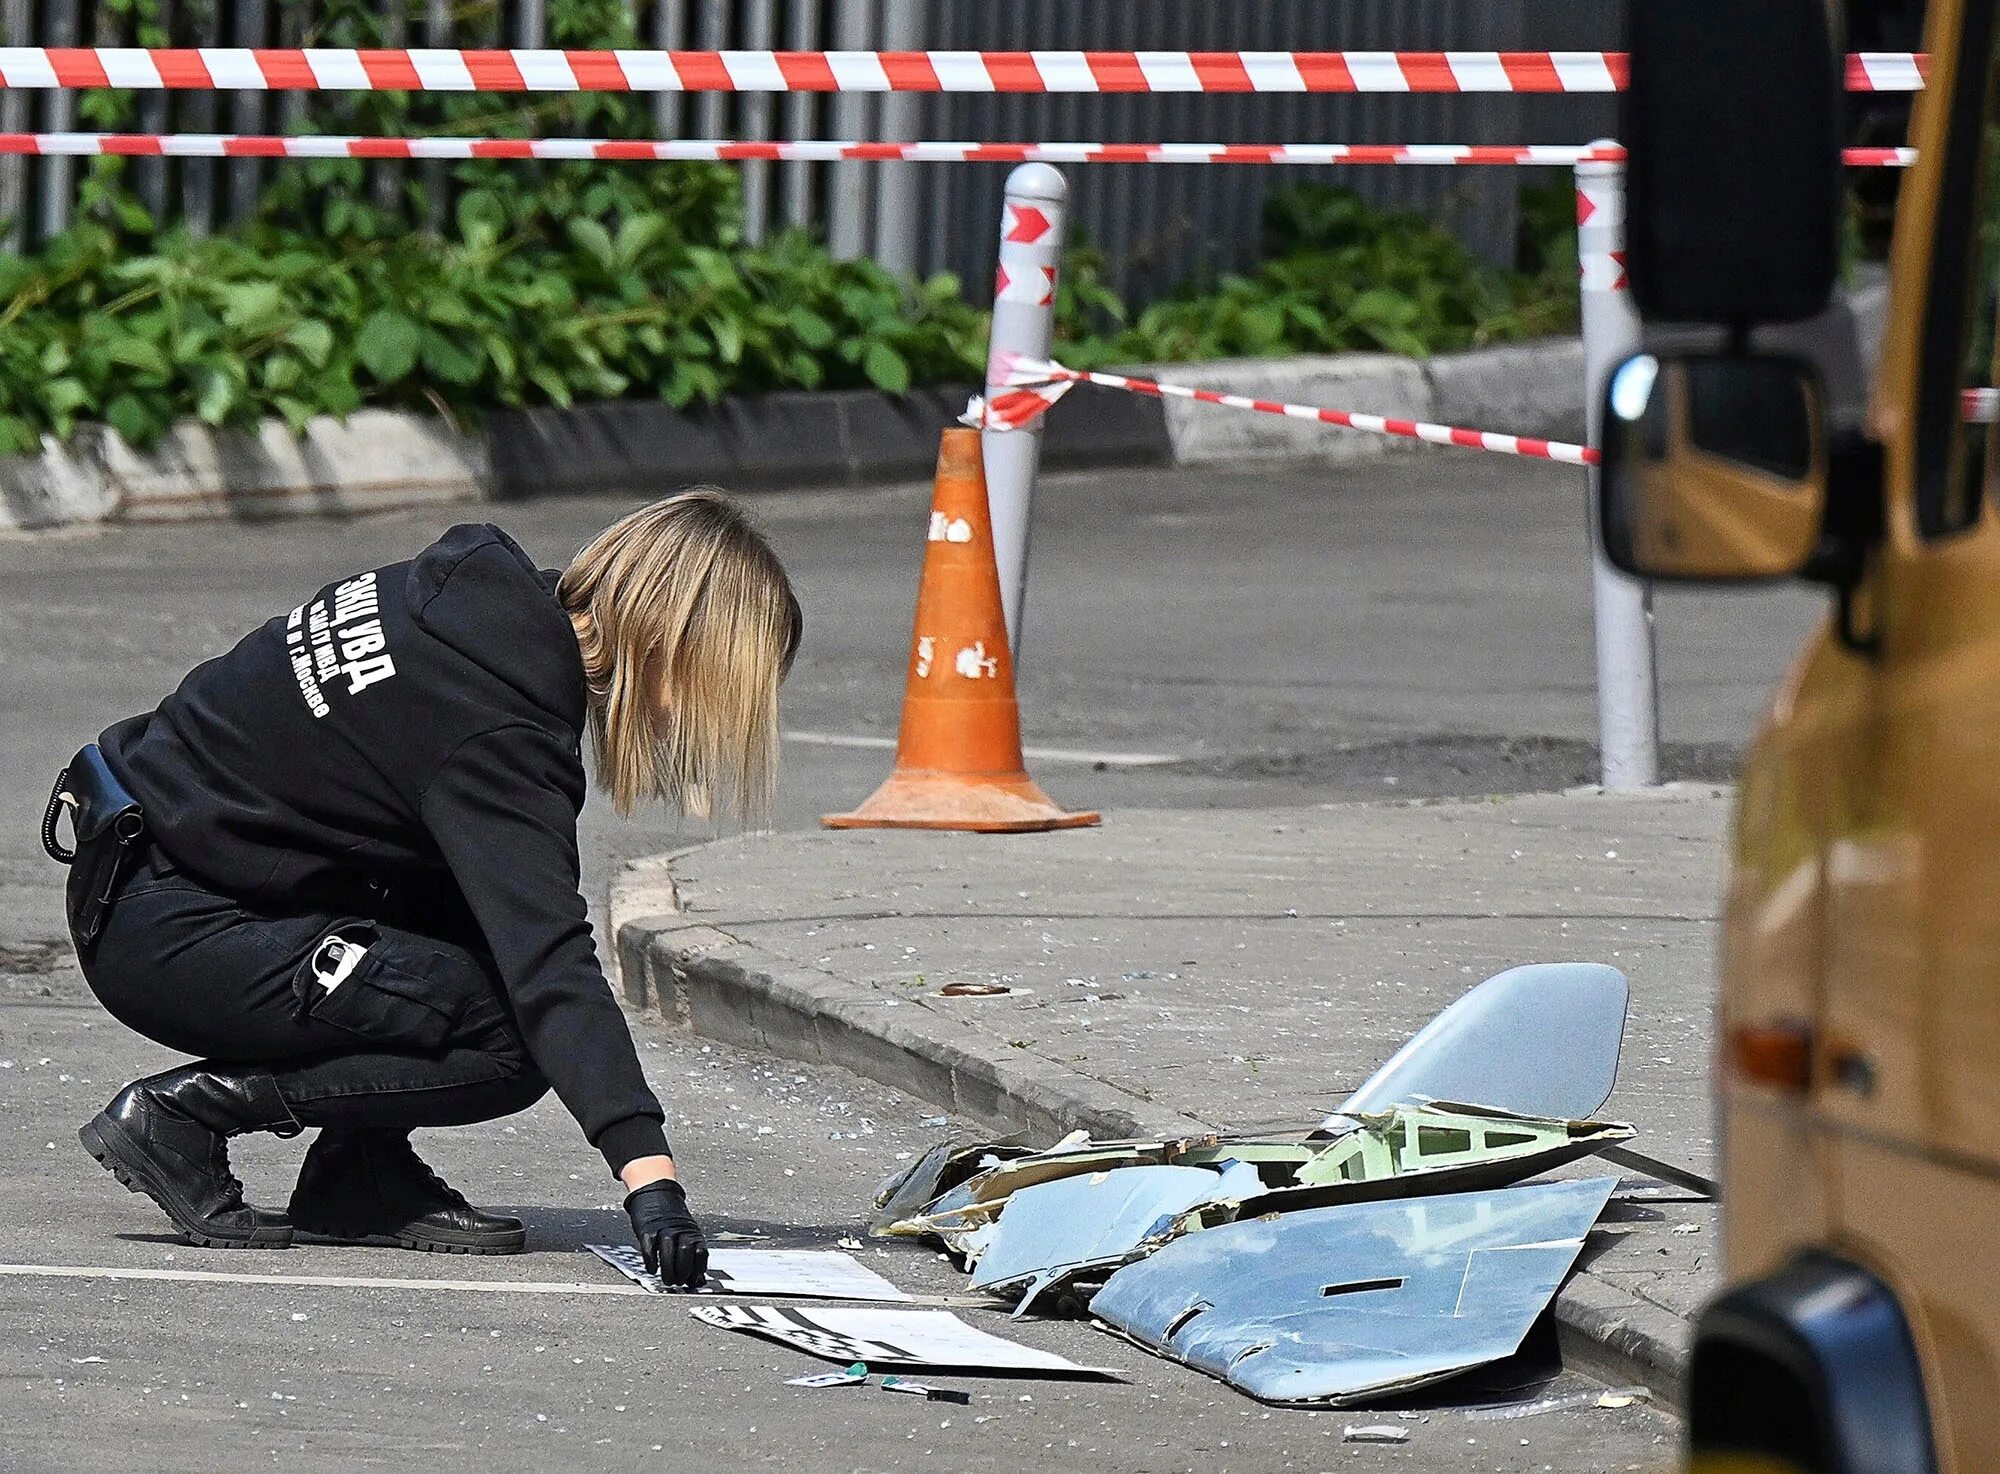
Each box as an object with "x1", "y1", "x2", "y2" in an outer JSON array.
[
  {"x1": 1328, "y1": 964, "x2": 1630, "y2": 1126},
  {"x1": 885, "y1": 1133, "x2": 1221, "y2": 1247},
  {"x1": 1090, "y1": 1177, "x2": 1618, "y2": 1406},
  {"x1": 869, "y1": 1141, "x2": 1035, "y2": 1235},
  {"x1": 971, "y1": 1162, "x2": 1264, "y2": 1317}
]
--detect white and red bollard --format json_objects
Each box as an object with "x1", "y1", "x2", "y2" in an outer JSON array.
[
  {"x1": 983, "y1": 163, "x2": 1068, "y2": 657},
  {"x1": 1576, "y1": 148, "x2": 1660, "y2": 789}
]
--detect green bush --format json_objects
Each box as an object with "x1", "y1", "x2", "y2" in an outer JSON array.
[
  {"x1": 0, "y1": 0, "x2": 1581, "y2": 450},
  {"x1": 0, "y1": 171, "x2": 1577, "y2": 453},
  {"x1": 1063, "y1": 182, "x2": 1578, "y2": 369},
  {"x1": 0, "y1": 170, "x2": 988, "y2": 453}
]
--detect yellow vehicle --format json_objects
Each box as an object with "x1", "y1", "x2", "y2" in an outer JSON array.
[{"x1": 1603, "y1": 1, "x2": 2000, "y2": 1469}]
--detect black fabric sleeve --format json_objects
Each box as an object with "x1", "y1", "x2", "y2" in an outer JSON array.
[{"x1": 419, "y1": 723, "x2": 669, "y2": 1174}]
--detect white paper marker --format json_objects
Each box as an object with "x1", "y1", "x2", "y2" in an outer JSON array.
[
  {"x1": 689, "y1": 1303, "x2": 1120, "y2": 1376},
  {"x1": 586, "y1": 1243, "x2": 912, "y2": 1302}
]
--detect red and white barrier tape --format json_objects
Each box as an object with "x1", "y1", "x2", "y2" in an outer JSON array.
[
  {"x1": 0, "y1": 133, "x2": 1921, "y2": 168},
  {"x1": 971, "y1": 356, "x2": 1599, "y2": 467},
  {"x1": 0, "y1": 47, "x2": 1930, "y2": 94},
  {"x1": 975, "y1": 368, "x2": 2000, "y2": 459}
]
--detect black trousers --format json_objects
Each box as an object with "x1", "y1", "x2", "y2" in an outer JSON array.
[{"x1": 69, "y1": 840, "x2": 548, "y2": 1131}]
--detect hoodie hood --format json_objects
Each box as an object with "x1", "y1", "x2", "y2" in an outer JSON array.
[{"x1": 406, "y1": 523, "x2": 589, "y2": 732}]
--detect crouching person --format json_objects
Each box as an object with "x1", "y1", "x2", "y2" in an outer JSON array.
[{"x1": 45, "y1": 492, "x2": 800, "y2": 1285}]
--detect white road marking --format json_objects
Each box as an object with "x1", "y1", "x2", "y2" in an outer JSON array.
[
  {"x1": 0, "y1": 1262, "x2": 643, "y2": 1296},
  {"x1": 784, "y1": 730, "x2": 1181, "y2": 768},
  {"x1": 0, "y1": 1260, "x2": 986, "y2": 1305}
]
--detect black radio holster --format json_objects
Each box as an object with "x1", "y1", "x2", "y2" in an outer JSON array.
[{"x1": 44, "y1": 744, "x2": 147, "y2": 947}]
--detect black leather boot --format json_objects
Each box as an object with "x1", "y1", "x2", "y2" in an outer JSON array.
[
  {"x1": 288, "y1": 1129, "x2": 525, "y2": 1255},
  {"x1": 79, "y1": 1065, "x2": 300, "y2": 1249}
]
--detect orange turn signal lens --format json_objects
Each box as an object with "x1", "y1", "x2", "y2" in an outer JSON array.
[{"x1": 1727, "y1": 1020, "x2": 1814, "y2": 1094}]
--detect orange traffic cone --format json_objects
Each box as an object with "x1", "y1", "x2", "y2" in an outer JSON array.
[{"x1": 823, "y1": 428, "x2": 1100, "y2": 834}]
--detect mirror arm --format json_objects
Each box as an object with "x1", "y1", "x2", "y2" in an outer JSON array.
[
  {"x1": 1810, "y1": 432, "x2": 1885, "y2": 656},
  {"x1": 1835, "y1": 582, "x2": 1882, "y2": 657}
]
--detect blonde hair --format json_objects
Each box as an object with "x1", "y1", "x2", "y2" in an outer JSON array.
[{"x1": 557, "y1": 489, "x2": 801, "y2": 820}]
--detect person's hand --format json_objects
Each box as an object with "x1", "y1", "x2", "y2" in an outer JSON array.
[{"x1": 625, "y1": 1178, "x2": 709, "y2": 1289}]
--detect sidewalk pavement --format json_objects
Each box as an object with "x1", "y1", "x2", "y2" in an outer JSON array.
[{"x1": 613, "y1": 785, "x2": 1733, "y2": 1403}]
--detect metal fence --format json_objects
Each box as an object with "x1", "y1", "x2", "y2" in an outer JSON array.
[{"x1": 0, "y1": 0, "x2": 1622, "y2": 303}]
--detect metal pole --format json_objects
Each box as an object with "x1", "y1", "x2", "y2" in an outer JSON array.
[
  {"x1": 695, "y1": 0, "x2": 728, "y2": 143},
  {"x1": 37, "y1": 0, "x2": 76, "y2": 238},
  {"x1": 738, "y1": 0, "x2": 775, "y2": 245},
  {"x1": 421, "y1": 0, "x2": 450, "y2": 232},
  {"x1": 1576, "y1": 149, "x2": 1660, "y2": 789},
  {"x1": 983, "y1": 163, "x2": 1067, "y2": 656},
  {"x1": 777, "y1": 0, "x2": 817, "y2": 232},
  {"x1": 651, "y1": 0, "x2": 687, "y2": 141},
  {"x1": 872, "y1": 0, "x2": 925, "y2": 277},
  {"x1": 0, "y1": 0, "x2": 29, "y2": 250},
  {"x1": 826, "y1": 0, "x2": 877, "y2": 260}
]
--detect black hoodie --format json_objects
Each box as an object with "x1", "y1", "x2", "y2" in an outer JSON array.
[{"x1": 99, "y1": 524, "x2": 669, "y2": 1174}]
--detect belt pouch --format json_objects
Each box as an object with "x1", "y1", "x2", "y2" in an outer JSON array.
[{"x1": 46, "y1": 744, "x2": 147, "y2": 947}]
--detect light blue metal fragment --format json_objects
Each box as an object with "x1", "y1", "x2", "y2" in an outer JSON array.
[
  {"x1": 970, "y1": 1165, "x2": 1226, "y2": 1317},
  {"x1": 1329, "y1": 963, "x2": 1629, "y2": 1125},
  {"x1": 1090, "y1": 1177, "x2": 1618, "y2": 1405}
]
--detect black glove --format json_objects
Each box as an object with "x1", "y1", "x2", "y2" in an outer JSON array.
[{"x1": 625, "y1": 1179, "x2": 709, "y2": 1289}]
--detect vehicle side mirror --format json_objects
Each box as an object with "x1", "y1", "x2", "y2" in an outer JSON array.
[
  {"x1": 1599, "y1": 353, "x2": 1829, "y2": 581},
  {"x1": 1625, "y1": 0, "x2": 1843, "y2": 324}
]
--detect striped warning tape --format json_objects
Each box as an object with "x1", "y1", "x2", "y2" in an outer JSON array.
[
  {"x1": 971, "y1": 356, "x2": 1600, "y2": 466},
  {"x1": 972, "y1": 364, "x2": 1998, "y2": 461},
  {"x1": 0, "y1": 133, "x2": 1922, "y2": 168},
  {"x1": 0, "y1": 48, "x2": 1930, "y2": 94}
]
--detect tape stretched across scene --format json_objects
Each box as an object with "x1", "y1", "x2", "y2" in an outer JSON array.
[
  {"x1": 969, "y1": 367, "x2": 2000, "y2": 464},
  {"x1": 971, "y1": 357, "x2": 1601, "y2": 467},
  {"x1": 0, "y1": 48, "x2": 1930, "y2": 94},
  {"x1": 0, "y1": 134, "x2": 1923, "y2": 169}
]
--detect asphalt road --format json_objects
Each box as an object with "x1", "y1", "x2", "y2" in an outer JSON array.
[
  {"x1": 1, "y1": 451, "x2": 1821, "y2": 931},
  {"x1": 0, "y1": 452, "x2": 1817, "y2": 1471},
  {"x1": 2, "y1": 963, "x2": 1677, "y2": 1474}
]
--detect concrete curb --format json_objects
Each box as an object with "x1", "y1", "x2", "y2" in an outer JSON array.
[
  {"x1": 0, "y1": 381, "x2": 1170, "y2": 533},
  {"x1": 0, "y1": 337, "x2": 1580, "y2": 531},
  {"x1": 0, "y1": 410, "x2": 490, "y2": 532},
  {"x1": 612, "y1": 864, "x2": 1689, "y2": 1407}
]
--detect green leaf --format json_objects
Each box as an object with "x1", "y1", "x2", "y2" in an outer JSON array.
[
  {"x1": 312, "y1": 371, "x2": 362, "y2": 418},
  {"x1": 787, "y1": 307, "x2": 836, "y2": 350},
  {"x1": 0, "y1": 414, "x2": 39, "y2": 454},
  {"x1": 214, "y1": 280, "x2": 288, "y2": 334},
  {"x1": 566, "y1": 218, "x2": 617, "y2": 271},
  {"x1": 191, "y1": 366, "x2": 236, "y2": 425},
  {"x1": 420, "y1": 329, "x2": 485, "y2": 386},
  {"x1": 274, "y1": 394, "x2": 317, "y2": 434},
  {"x1": 862, "y1": 342, "x2": 909, "y2": 395},
  {"x1": 43, "y1": 378, "x2": 89, "y2": 416},
  {"x1": 685, "y1": 246, "x2": 738, "y2": 293},
  {"x1": 284, "y1": 319, "x2": 335, "y2": 369},
  {"x1": 261, "y1": 354, "x2": 303, "y2": 392},
  {"x1": 104, "y1": 336, "x2": 171, "y2": 376},
  {"x1": 1345, "y1": 288, "x2": 1422, "y2": 329},
  {"x1": 355, "y1": 310, "x2": 421, "y2": 383},
  {"x1": 708, "y1": 313, "x2": 744, "y2": 366},
  {"x1": 614, "y1": 213, "x2": 669, "y2": 267},
  {"x1": 103, "y1": 393, "x2": 153, "y2": 443}
]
